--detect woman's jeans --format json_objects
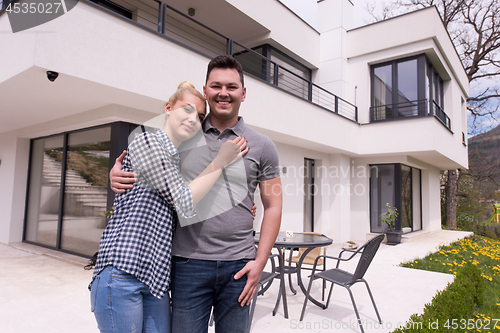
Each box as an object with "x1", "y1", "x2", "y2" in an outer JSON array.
[
  {"x1": 171, "y1": 257, "x2": 250, "y2": 333},
  {"x1": 91, "y1": 266, "x2": 171, "y2": 333}
]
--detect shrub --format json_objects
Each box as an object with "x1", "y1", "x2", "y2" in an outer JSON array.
[{"x1": 391, "y1": 263, "x2": 484, "y2": 332}]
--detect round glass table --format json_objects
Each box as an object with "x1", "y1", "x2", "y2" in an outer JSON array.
[{"x1": 254, "y1": 232, "x2": 333, "y2": 309}]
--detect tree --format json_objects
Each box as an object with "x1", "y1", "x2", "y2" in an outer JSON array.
[{"x1": 367, "y1": 0, "x2": 500, "y2": 228}]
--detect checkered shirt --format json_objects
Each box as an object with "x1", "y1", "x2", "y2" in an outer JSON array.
[{"x1": 91, "y1": 130, "x2": 196, "y2": 298}]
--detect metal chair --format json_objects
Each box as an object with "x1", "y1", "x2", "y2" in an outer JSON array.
[
  {"x1": 300, "y1": 233, "x2": 385, "y2": 333},
  {"x1": 247, "y1": 255, "x2": 281, "y2": 332},
  {"x1": 285, "y1": 232, "x2": 327, "y2": 297}
]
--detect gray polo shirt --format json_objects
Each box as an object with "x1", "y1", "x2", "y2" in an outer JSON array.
[{"x1": 172, "y1": 116, "x2": 280, "y2": 260}]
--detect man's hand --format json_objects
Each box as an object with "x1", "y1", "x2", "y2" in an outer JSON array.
[
  {"x1": 110, "y1": 150, "x2": 137, "y2": 193},
  {"x1": 236, "y1": 177, "x2": 282, "y2": 305},
  {"x1": 234, "y1": 260, "x2": 266, "y2": 306}
]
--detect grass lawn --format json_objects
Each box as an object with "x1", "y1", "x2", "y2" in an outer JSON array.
[{"x1": 400, "y1": 235, "x2": 500, "y2": 331}]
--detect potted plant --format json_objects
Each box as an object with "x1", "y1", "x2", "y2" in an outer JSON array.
[{"x1": 381, "y1": 203, "x2": 402, "y2": 245}]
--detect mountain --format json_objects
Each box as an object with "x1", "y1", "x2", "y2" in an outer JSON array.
[{"x1": 468, "y1": 124, "x2": 500, "y2": 198}]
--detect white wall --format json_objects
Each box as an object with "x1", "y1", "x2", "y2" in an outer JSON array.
[
  {"x1": 350, "y1": 160, "x2": 371, "y2": 242},
  {"x1": 0, "y1": 13, "x2": 36, "y2": 84},
  {"x1": 316, "y1": 0, "x2": 353, "y2": 99},
  {"x1": 227, "y1": 0, "x2": 320, "y2": 68},
  {"x1": 423, "y1": 167, "x2": 443, "y2": 233},
  {"x1": 253, "y1": 142, "x2": 377, "y2": 245},
  {"x1": 0, "y1": 131, "x2": 30, "y2": 244}
]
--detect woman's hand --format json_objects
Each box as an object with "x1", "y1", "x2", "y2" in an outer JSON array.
[{"x1": 213, "y1": 137, "x2": 249, "y2": 170}]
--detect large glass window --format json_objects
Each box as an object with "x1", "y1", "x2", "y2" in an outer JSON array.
[
  {"x1": 397, "y1": 59, "x2": 418, "y2": 117},
  {"x1": 371, "y1": 54, "x2": 447, "y2": 126},
  {"x1": 25, "y1": 135, "x2": 65, "y2": 248},
  {"x1": 412, "y1": 168, "x2": 422, "y2": 231},
  {"x1": 370, "y1": 164, "x2": 395, "y2": 233},
  {"x1": 401, "y1": 165, "x2": 412, "y2": 230},
  {"x1": 373, "y1": 65, "x2": 393, "y2": 120},
  {"x1": 370, "y1": 164, "x2": 422, "y2": 233},
  {"x1": 61, "y1": 128, "x2": 111, "y2": 255},
  {"x1": 23, "y1": 123, "x2": 139, "y2": 257}
]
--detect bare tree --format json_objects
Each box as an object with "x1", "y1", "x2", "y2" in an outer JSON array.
[
  {"x1": 366, "y1": 0, "x2": 500, "y2": 228},
  {"x1": 444, "y1": 170, "x2": 458, "y2": 228}
]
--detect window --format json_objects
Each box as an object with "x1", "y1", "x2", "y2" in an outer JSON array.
[
  {"x1": 234, "y1": 44, "x2": 311, "y2": 99},
  {"x1": 370, "y1": 54, "x2": 447, "y2": 127},
  {"x1": 397, "y1": 59, "x2": 418, "y2": 116},
  {"x1": 303, "y1": 158, "x2": 315, "y2": 232},
  {"x1": 370, "y1": 164, "x2": 422, "y2": 233},
  {"x1": 373, "y1": 64, "x2": 393, "y2": 119},
  {"x1": 24, "y1": 122, "x2": 137, "y2": 257}
]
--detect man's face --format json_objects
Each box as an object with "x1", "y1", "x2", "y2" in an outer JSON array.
[{"x1": 204, "y1": 67, "x2": 246, "y2": 122}]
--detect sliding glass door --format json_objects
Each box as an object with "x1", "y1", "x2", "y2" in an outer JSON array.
[
  {"x1": 24, "y1": 125, "x2": 119, "y2": 257},
  {"x1": 60, "y1": 127, "x2": 112, "y2": 255},
  {"x1": 24, "y1": 135, "x2": 65, "y2": 248},
  {"x1": 370, "y1": 164, "x2": 422, "y2": 233}
]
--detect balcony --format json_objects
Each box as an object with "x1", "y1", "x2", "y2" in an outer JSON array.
[
  {"x1": 64, "y1": 0, "x2": 358, "y2": 122},
  {"x1": 369, "y1": 99, "x2": 451, "y2": 131}
]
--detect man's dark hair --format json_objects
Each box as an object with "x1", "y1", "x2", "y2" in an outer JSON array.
[{"x1": 206, "y1": 55, "x2": 245, "y2": 87}]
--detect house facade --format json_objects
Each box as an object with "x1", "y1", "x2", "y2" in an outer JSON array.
[{"x1": 0, "y1": 0, "x2": 468, "y2": 257}]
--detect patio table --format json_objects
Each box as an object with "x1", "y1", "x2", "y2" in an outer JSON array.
[{"x1": 254, "y1": 232, "x2": 333, "y2": 312}]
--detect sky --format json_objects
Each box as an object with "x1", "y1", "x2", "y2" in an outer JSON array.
[{"x1": 279, "y1": 0, "x2": 385, "y2": 29}]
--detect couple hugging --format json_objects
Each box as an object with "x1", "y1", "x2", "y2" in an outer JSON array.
[{"x1": 90, "y1": 55, "x2": 282, "y2": 333}]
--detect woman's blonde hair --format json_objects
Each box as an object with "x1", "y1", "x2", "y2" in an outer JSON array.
[{"x1": 168, "y1": 81, "x2": 205, "y2": 107}]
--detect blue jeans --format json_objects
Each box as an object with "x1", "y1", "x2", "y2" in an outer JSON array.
[
  {"x1": 171, "y1": 257, "x2": 250, "y2": 333},
  {"x1": 90, "y1": 266, "x2": 171, "y2": 333}
]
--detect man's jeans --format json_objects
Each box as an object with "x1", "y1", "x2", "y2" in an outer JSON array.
[
  {"x1": 91, "y1": 266, "x2": 171, "y2": 333},
  {"x1": 171, "y1": 257, "x2": 250, "y2": 333}
]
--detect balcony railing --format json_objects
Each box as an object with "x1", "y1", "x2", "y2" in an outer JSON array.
[
  {"x1": 370, "y1": 99, "x2": 451, "y2": 131},
  {"x1": 77, "y1": 0, "x2": 358, "y2": 122},
  {"x1": 432, "y1": 101, "x2": 451, "y2": 129}
]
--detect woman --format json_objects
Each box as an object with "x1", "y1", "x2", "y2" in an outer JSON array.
[{"x1": 90, "y1": 82, "x2": 247, "y2": 333}]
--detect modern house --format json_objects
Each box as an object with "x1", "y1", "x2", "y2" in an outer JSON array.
[{"x1": 0, "y1": 0, "x2": 468, "y2": 257}]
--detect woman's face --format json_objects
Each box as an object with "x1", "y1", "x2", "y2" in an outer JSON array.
[{"x1": 164, "y1": 93, "x2": 206, "y2": 147}]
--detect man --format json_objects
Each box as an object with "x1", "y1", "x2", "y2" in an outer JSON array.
[{"x1": 110, "y1": 55, "x2": 282, "y2": 332}]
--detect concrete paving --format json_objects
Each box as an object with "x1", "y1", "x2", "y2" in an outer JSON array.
[{"x1": 0, "y1": 230, "x2": 472, "y2": 333}]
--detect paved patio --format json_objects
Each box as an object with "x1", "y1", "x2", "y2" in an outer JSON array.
[{"x1": 0, "y1": 230, "x2": 472, "y2": 333}]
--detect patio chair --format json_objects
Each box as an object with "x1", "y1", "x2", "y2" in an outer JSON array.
[
  {"x1": 285, "y1": 232, "x2": 327, "y2": 298},
  {"x1": 299, "y1": 233, "x2": 385, "y2": 333}
]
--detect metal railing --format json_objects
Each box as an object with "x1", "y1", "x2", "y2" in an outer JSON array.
[
  {"x1": 369, "y1": 99, "x2": 451, "y2": 130},
  {"x1": 81, "y1": 0, "x2": 358, "y2": 122},
  {"x1": 431, "y1": 101, "x2": 451, "y2": 129}
]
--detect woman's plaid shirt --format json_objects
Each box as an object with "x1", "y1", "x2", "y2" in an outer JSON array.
[{"x1": 92, "y1": 130, "x2": 196, "y2": 298}]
